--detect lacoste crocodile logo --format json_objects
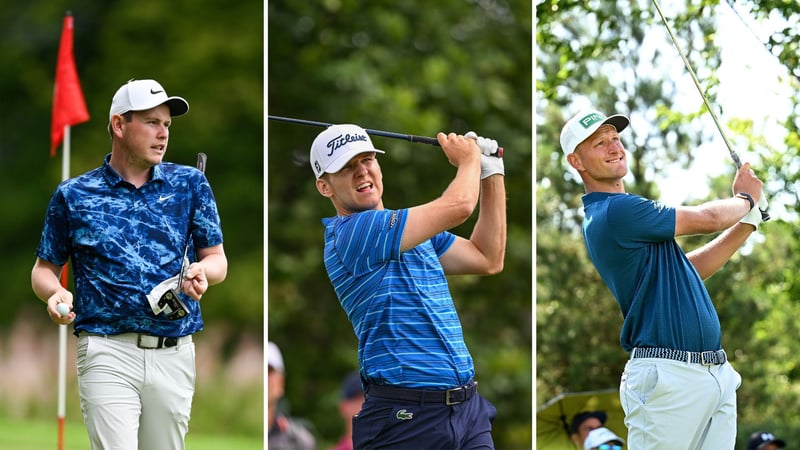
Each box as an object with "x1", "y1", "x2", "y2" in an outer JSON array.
[{"x1": 396, "y1": 409, "x2": 413, "y2": 420}]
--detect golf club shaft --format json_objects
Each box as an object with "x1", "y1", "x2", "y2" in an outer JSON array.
[
  {"x1": 179, "y1": 153, "x2": 208, "y2": 284},
  {"x1": 652, "y1": 0, "x2": 741, "y2": 167},
  {"x1": 268, "y1": 114, "x2": 503, "y2": 157},
  {"x1": 653, "y1": 0, "x2": 769, "y2": 221}
]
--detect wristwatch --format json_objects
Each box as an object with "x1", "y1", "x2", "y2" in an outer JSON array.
[{"x1": 736, "y1": 192, "x2": 755, "y2": 210}]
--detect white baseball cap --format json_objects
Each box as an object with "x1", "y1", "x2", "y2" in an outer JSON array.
[
  {"x1": 267, "y1": 341, "x2": 284, "y2": 373},
  {"x1": 583, "y1": 427, "x2": 625, "y2": 450},
  {"x1": 109, "y1": 79, "x2": 189, "y2": 120},
  {"x1": 560, "y1": 109, "x2": 630, "y2": 156},
  {"x1": 310, "y1": 124, "x2": 384, "y2": 178}
]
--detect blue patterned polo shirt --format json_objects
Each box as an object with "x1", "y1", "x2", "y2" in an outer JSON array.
[{"x1": 36, "y1": 154, "x2": 224, "y2": 338}]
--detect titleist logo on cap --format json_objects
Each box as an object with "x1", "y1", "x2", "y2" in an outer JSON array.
[
  {"x1": 326, "y1": 133, "x2": 369, "y2": 156},
  {"x1": 579, "y1": 113, "x2": 603, "y2": 128}
]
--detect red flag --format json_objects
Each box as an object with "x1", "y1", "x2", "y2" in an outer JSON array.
[{"x1": 51, "y1": 12, "x2": 89, "y2": 157}]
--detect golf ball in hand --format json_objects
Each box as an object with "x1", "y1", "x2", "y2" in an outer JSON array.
[{"x1": 56, "y1": 303, "x2": 70, "y2": 317}]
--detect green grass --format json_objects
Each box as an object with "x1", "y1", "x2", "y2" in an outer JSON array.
[{"x1": 0, "y1": 417, "x2": 263, "y2": 450}]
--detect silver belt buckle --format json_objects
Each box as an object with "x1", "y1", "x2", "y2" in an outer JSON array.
[
  {"x1": 445, "y1": 382, "x2": 476, "y2": 406},
  {"x1": 445, "y1": 386, "x2": 462, "y2": 406},
  {"x1": 700, "y1": 350, "x2": 719, "y2": 365}
]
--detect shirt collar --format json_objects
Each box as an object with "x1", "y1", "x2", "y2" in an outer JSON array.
[{"x1": 102, "y1": 153, "x2": 164, "y2": 187}]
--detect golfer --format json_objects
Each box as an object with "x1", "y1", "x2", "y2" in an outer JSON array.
[
  {"x1": 311, "y1": 123, "x2": 506, "y2": 449},
  {"x1": 561, "y1": 108, "x2": 765, "y2": 449},
  {"x1": 31, "y1": 79, "x2": 227, "y2": 450}
]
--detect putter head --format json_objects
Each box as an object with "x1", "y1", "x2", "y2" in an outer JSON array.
[{"x1": 156, "y1": 288, "x2": 190, "y2": 320}]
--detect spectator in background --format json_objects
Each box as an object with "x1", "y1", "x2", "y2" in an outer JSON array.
[
  {"x1": 571, "y1": 410, "x2": 608, "y2": 448},
  {"x1": 330, "y1": 371, "x2": 365, "y2": 450},
  {"x1": 747, "y1": 431, "x2": 786, "y2": 450},
  {"x1": 267, "y1": 341, "x2": 316, "y2": 450},
  {"x1": 584, "y1": 427, "x2": 625, "y2": 450}
]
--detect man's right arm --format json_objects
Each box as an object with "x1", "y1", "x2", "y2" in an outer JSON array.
[
  {"x1": 400, "y1": 132, "x2": 481, "y2": 252},
  {"x1": 674, "y1": 197, "x2": 753, "y2": 236},
  {"x1": 31, "y1": 257, "x2": 74, "y2": 324},
  {"x1": 674, "y1": 162, "x2": 763, "y2": 237}
]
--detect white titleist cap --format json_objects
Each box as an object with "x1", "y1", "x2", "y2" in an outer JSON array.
[
  {"x1": 560, "y1": 109, "x2": 629, "y2": 156},
  {"x1": 109, "y1": 79, "x2": 189, "y2": 120},
  {"x1": 310, "y1": 124, "x2": 384, "y2": 178},
  {"x1": 583, "y1": 427, "x2": 625, "y2": 450}
]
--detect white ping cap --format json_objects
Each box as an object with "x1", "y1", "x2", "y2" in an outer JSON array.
[{"x1": 560, "y1": 109, "x2": 629, "y2": 156}]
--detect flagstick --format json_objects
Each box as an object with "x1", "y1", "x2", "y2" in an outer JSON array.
[
  {"x1": 52, "y1": 9, "x2": 88, "y2": 448},
  {"x1": 57, "y1": 124, "x2": 71, "y2": 450}
]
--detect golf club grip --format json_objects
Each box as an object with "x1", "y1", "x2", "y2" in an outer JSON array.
[
  {"x1": 731, "y1": 151, "x2": 770, "y2": 222},
  {"x1": 370, "y1": 131, "x2": 504, "y2": 157},
  {"x1": 196, "y1": 153, "x2": 207, "y2": 173}
]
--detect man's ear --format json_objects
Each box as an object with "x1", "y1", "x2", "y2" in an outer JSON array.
[
  {"x1": 567, "y1": 152, "x2": 584, "y2": 171},
  {"x1": 316, "y1": 177, "x2": 333, "y2": 198},
  {"x1": 110, "y1": 115, "x2": 125, "y2": 137}
]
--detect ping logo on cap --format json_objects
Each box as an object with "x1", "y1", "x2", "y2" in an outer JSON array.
[
  {"x1": 579, "y1": 112, "x2": 604, "y2": 128},
  {"x1": 326, "y1": 132, "x2": 369, "y2": 156}
]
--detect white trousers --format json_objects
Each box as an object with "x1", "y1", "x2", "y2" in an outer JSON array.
[
  {"x1": 77, "y1": 334, "x2": 196, "y2": 450},
  {"x1": 620, "y1": 356, "x2": 741, "y2": 450}
]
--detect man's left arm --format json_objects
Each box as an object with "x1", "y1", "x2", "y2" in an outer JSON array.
[
  {"x1": 686, "y1": 223, "x2": 755, "y2": 280},
  {"x1": 181, "y1": 244, "x2": 228, "y2": 300},
  {"x1": 440, "y1": 166, "x2": 506, "y2": 276}
]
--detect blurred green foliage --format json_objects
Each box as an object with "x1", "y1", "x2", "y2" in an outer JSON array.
[{"x1": 268, "y1": 0, "x2": 532, "y2": 448}]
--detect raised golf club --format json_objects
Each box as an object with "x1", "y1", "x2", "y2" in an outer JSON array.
[
  {"x1": 268, "y1": 114, "x2": 503, "y2": 157},
  {"x1": 652, "y1": 0, "x2": 769, "y2": 221}
]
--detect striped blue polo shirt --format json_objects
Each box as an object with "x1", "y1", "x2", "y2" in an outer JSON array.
[
  {"x1": 36, "y1": 154, "x2": 224, "y2": 338},
  {"x1": 322, "y1": 208, "x2": 475, "y2": 389}
]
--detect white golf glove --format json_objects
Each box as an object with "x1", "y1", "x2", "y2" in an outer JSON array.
[
  {"x1": 740, "y1": 191, "x2": 768, "y2": 230},
  {"x1": 465, "y1": 131, "x2": 504, "y2": 179},
  {"x1": 758, "y1": 191, "x2": 768, "y2": 210}
]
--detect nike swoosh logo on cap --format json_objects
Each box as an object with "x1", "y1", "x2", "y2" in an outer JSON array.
[{"x1": 150, "y1": 89, "x2": 164, "y2": 94}]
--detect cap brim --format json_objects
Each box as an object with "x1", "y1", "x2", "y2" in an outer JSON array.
[
  {"x1": 602, "y1": 114, "x2": 629, "y2": 133},
  {"x1": 323, "y1": 149, "x2": 385, "y2": 175},
  {"x1": 164, "y1": 97, "x2": 189, "y2": 116}
]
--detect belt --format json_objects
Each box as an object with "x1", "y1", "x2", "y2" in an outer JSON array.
[
  {"x1": 85, "y1": 332, "x2": 192, "y2": 349},
  {"x1": 632, "y1": 347, "x2": 727, "y2": 365},
  {"x1": 366, "y1": 381, "x2": 478, "y2": 406}
]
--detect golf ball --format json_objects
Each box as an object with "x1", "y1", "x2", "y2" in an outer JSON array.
[{"x1": 56, "y1": 303, "x2": 70, "y2": 317}]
